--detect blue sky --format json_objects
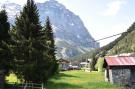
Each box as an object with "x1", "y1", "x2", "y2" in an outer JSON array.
[{"x1": 0, "y1": 0, "x2": 135, "y2": 46}]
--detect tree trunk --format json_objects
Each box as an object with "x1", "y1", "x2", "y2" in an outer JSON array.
[{"x1": 0, "y1": 70, "x2": 4, "y2": 89}]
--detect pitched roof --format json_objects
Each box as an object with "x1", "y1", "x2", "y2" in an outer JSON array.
[
  {"x1": 105, "y1": 56, "x2": 135, "y2": 66},
  {"x1": 58, "y1": 59, "x2": 70, "y2": 63}
]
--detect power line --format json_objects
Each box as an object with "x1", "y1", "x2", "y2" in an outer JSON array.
[
  {"x1": 94, "y1": 32, "x2": 125, "y2": 42},
  {"x1": 41, "y1": 25, "x2": 126, "y2": 49},
  {"x1": 55, "y1": 25, "x2": 125, "y2": 42},
  {"x1": 54, "y1": 26, "x2": 127, "y2": 49},
  {"x1": 12, "y1": 30, "x2": 126, "y2": 50}
]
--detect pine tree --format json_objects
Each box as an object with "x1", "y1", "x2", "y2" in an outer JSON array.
[
  {"x1": 0, "y1": 10, "x2": 10, "y2": 40},
  {"x1": 0, "y1": 9, "x2": 12, "y2": 89},
  {"x1": 44, "y1": 17, "x2": 58, "y2": 77},
  {"x1": 13, "y1": 0, "x2": 47, "y2": 83},
  {"x1": 0, "y1": 9, "x2": 12, "y2": 74},
  {"x1": 13, "y1": 0, "x2": 58, "y2": 83},
  {"x1": 44, "y1": 17, "x2": 55, "y2": 60}
]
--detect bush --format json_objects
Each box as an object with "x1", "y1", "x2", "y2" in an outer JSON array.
[{"x1": 95, "y1": 57, "x2": 104, "y2": 72}]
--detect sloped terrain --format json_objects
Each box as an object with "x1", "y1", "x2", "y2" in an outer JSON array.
[{"x1": 0, "y1": 0, "x2": 99, "y2": 58}]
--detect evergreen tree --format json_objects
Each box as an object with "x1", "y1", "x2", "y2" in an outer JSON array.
[
  {"x1": 0, "y1": 9, "x2": 12, "y2": 74},
  {"x1": 0, "y1": 10, "x2": 10, "y2": 40},
  {"x1": 0, "y1": 9, "x2": 12, "y2": 88},
  {"x1": 13, "y1": 0, "x2": 58, "y2": 84},
  {"x1": 13, "y1": 0, "x2": 47, "y2": 83},
  {"x1": 44, "y1": 17, "x2": 58, "y2": 77}
]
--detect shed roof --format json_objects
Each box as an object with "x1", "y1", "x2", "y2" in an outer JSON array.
[
  {"x1": 58, "y1": 59, "x2": 70, "y2": 63},
  {"x1": 105, "y1": 56, "x2": 135, "y2": 66}
]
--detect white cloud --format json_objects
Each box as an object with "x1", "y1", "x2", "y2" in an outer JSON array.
[
  {"x1": 0, "y1": 0, "x2": 48, "y2": 5},
  {"x1": 102, "y1": 0, "x2": 127, "y2": 16}
]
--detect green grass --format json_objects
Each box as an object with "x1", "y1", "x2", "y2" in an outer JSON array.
[
  {"x1": 6, "y1": 71, "x2": 123, "y2": 89},
  {"x1": 46, "y1": 70, "x2": 123, "y2": 89}
]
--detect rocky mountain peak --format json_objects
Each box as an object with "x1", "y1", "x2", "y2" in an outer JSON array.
[{"x1": 0, "y1": 1, "x2": 99, "y2": 58}]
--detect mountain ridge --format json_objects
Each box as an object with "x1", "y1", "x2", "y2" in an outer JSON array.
[
  {"x1": 0, "y1": 0, "x2": 99, "y2": 58},
  {"x1": 70, "y1": 22, "x2": 135, "y2": 62},
  {"x1": 106, "y1": 22, "x2": 135, "y2": 55}
]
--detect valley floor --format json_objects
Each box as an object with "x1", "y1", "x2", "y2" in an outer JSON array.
[{"x1": 46, "y1": 70, "x2": 123, "y2": 89}]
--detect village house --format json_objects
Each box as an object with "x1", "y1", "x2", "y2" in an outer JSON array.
[
  {"x1": 80, "y1": 62, "x2": 88, "y2": 68},
  {"x1": 71, "y1": 61, "x2": 81, "y2": 67},
  {"x1": 69, "y1": 61, "x2": 81, "y2": 70},
  {"x1": 58, "y1": 58, "x2": 70, "y2": 71},
  {"x1": 104, "y1": 56, "x2": 135, "y2": 86},
  {"x1": 79, "y1": 59, "x2": 93, "y2": 72}
]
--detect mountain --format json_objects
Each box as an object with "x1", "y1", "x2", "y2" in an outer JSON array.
[
  {"x1": 93, "y1": 22, "x2": 135, "y2": 58},
  {"x1": 0, "y1": 0, "x2": 99, "y2": 59},
  {"x1": 69, "y1": 22, "x2": 135, "y2": 70},
  {"x1": 0, "y1": 1, "x2": 21, "y2": 24},
  {"x1": 106, "y1": 22, "x2": 135, "y2": 55}
]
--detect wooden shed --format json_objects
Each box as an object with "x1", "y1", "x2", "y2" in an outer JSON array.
[
  {"x1": 104, "y1": 56, "x2": 135, "y2": 85},
  {"x1": 58, "y1": 58, "x2": 70, "y2": 71}
]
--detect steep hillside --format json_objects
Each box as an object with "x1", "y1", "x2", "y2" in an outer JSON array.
[
  {"x1": 37, "y1": 0, "x2": 99, "y2": 58},
  {"x1": 96, "y1": 22, "x2": 135, "y2": 56},
  {"x1": 0, "y1": 0, "x2": 99, "y2": 59},
  {"x1": 70, "y1": 22, "x2": 135, "y2": 67},
  {"x1": 107, "y1": 22, "x2": 135, "y2": 55}
]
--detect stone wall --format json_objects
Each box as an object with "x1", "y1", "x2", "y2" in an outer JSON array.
[
  {"x1": 105, "y1": 69, "x2": 109, "y2": 82},
  {"x1": 109, "y1": 68, "x2": 131, "y2": 85}
]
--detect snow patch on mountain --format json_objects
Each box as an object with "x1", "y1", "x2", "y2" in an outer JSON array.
[
  {"x1": 61, "y1": 47, "x2": 67, "y2": 58},
  {"x1": 0, "y1": 0, "x2": 99, "y2": 58}
]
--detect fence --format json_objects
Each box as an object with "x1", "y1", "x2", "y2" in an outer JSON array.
[{"x1": 7, "y1": 83, "x2": 45, "y2": 89}]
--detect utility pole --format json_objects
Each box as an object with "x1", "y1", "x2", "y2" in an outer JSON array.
[{"x1": 88, "y1": 59, "x2": 93, "y2": 72}]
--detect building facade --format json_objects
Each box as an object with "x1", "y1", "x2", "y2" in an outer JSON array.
[
  {"x1": 104, "y1": 56, "x2": 135, "y2": 86},
  {"x1": 58, "y1": 59, "x2": 70, "y2": 71}
]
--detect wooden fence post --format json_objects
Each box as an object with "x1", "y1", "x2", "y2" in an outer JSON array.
[
  {"x1": 24, "y1": 82, "x2": 27, "y2": 89},
  {"x1": 32, "y1": 83, "x2": 33, "y2": 89},
  {"x1": 42, "y1": 83, "x2": 44, "y2": 89}
]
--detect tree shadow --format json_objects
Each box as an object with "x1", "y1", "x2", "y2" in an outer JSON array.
[
  {"x1": 52, "y1": 72, "x2": 79, "y2": 79},
  {"x1": 46, "y1": 81, "x2": 82, "y2": 89},
  {"x1": 46, "y1": 72, "x2": 81, "y2": 89}
]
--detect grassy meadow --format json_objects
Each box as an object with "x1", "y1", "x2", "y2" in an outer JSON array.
[
  {"x1": 6, "y1": 70, "x2": 124, "y2": 89},
  {"x1": 46, "y1": 70, "x2": 123, "y2": 89}
]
